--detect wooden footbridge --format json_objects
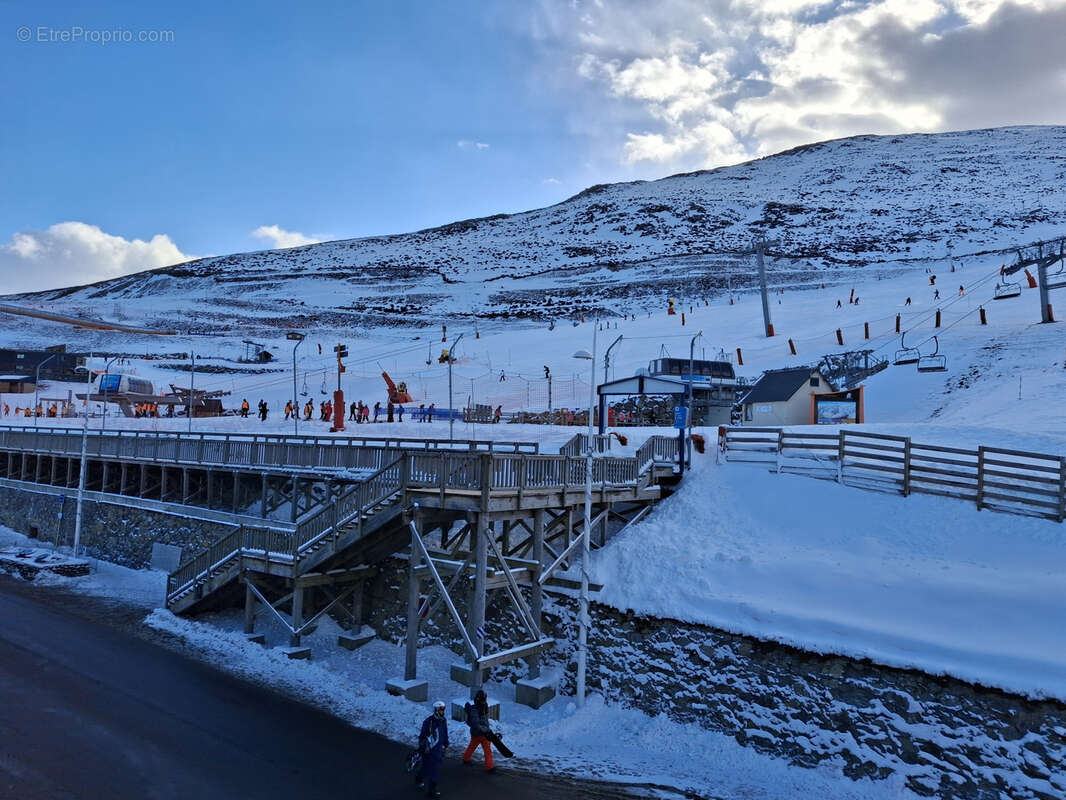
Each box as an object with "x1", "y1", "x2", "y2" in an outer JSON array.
[{"x1": 0, "y1": 425, "x2": 681, "y2": 706}]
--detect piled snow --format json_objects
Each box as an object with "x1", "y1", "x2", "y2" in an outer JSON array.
[{"x1": 594, "y1": 456, "x2": 1066, "y2": 701}]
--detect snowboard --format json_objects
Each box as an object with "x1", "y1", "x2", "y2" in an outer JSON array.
[{"x1": 486, "y1": 730, "x2": 513, "y2": 758}]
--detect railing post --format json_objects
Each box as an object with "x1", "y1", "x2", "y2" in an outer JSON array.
[
  {"x1": 976, "y1": 446, "x2": 986, "y2": 511},
  {"x1": 837, "y1": 430, "x2": 845, "y2": 483},
  {"x1": 480, "y1": 453, "x2": 493, "y2": 510},
  {"x1": 1058, "y1": 457, "x2": 1066, "y2": 523},
  {"x1": 776, "y1": 428, "x2": 784, "y2": 474},
  {"x1": 902, "y1": 438, "x2": 912, "y2": 496}
]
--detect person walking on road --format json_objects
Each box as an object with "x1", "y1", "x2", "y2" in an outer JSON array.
[
  {"x1": 461, "y1": 690, "x2": 496, "y2": 773},
  {"x1": 415, "y1": 701, "x2": 449, "y2": 798},
  {"x1": 240, "y1": 399, "x2": 249, "y2": 418}
]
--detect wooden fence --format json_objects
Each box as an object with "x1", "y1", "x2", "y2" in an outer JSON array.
[{"x1": 721, "y1": 427, "x2": 1066, "y2": 522}]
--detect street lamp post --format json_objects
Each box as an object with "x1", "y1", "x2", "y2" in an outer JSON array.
[
  {"x1": 73, "y1": 354, "x2": 94, "y2": 557},
  {"x1": 448, "y1": 334, "x2": 464, "y2": 442},
  {"x1": 32, "y1": 353, "x2": 57, "y2": 429},
  {"x1": 686, "y1": 331, "x2": 702, "y2": 473},
  {"x1": 286, "y1": 332, "x2": 305, "y2": 436},
  {"x1": 187, "y1": 349, "x2": 195, "y2": 433},
  {"x1": 572, "y1": 323, "x2": 597, "y2": 707}
]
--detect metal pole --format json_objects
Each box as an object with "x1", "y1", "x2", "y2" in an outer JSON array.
[
  {"x1": 1038, "y1": 253, "x2": 1052, "y2": 323},
  {"x1": 293, "y1": 340, "x2": 300, "y2": 436},
  {"x1": 756, "y1": 237, "x2": 773, "y2": 337},
  {"x1": 687, "y1": 331, "x2": 702, "y2": 472},
  {"x1": 577, "y1": 322, "x2": 596, "y2": 707},
  {"x1": 33, "y1": 353, "x2": 56, "y2": 430},
  {"x1": 448, "y1": 334, "x2": 463, "y2": 442},
  {"x1": 99, "y1": 357, "x2": 119, "y2": 432},
  {"x1": 73, "y1": 353, "x2": 93, "y2": 557},
  {"x1": 187, "y1": 349, "x2": 194, "y2": 433},
  {"x1": 603, "y1": 335, "x2": 623, "y2": 384}
]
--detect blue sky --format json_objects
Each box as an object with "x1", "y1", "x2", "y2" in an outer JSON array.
[
  {"x1": 1, "y1": 1, "x2": 598, "y2": 262},
  {"x1": 2, "y1": 0, "x2": 1065, "y2": 292}
]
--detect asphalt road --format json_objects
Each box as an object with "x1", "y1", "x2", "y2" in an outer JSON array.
[{"x1": 0, "y1": 574, "x2": 661, "y2": 800}]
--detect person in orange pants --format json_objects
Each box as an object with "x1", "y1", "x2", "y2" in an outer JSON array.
[{"x1": 461, "y1": 690, "x2": 495, "y2": 773}]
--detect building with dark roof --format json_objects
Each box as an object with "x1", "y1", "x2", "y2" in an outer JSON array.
[{"x1": 740, "y1": 366, "x2": 836, "y2": 426}]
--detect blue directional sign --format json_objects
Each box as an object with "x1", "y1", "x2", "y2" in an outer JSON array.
[{"x1": 673, "y1": 405, "x2": 688, "y2": 429}]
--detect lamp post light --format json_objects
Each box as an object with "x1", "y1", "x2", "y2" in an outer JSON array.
[
  {"x1": 286, "y1": 332, "x2": 305, "y2": 436},
  {"x1": 32, "y1": 353, "x2": 57, "y2": 430},
  {"x1": 448, "y1": 333, "x2": 464, "y2": 442},
  {"x1": 572, "y1": 323, "x2": 597, "y2": 707}
]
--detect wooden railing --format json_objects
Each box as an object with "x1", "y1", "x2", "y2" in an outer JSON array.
[
  {"x1": 721, "y1": 427, "x2": 1066, "y2": 522},
  {"x1": 0, "y1": 424, "x2": 539, "y2": 464},
  {"x1": 166, "y1": 458, "x2": 407, "y2": 605}
]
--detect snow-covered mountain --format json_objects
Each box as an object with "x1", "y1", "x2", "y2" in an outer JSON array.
[{"x1": 8, "y1": 126, "x2": 1066, "y2": 334}]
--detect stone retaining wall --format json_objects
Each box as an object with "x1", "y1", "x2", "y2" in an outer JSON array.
[{"x1": 0, "y1": 485, "x2": 233, "y2": 569}]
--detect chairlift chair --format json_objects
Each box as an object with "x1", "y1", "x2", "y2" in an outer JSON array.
[
  {"x1": 320, "y1": 371, "x2": 328, "y2": 395},
  {"x1": 993, "y1": 281, "x2": 1021, "y2": 300},
  {"x1": 300, "y1": 373, "x2": 309, "y2": 397},
  {"x1": 893, "y1": 332, "x2": 921, "y2": 366},
  {"x1": 916, "y1": 336, "x2": 947, "y2": 373}
]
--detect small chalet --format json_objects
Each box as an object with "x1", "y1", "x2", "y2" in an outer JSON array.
[
  {"x1": 740, "y1": 366, "x2": 837, "y2": 426},
  {"x1": 0, "y1": 375, "x2": 36, "y2": 393}
]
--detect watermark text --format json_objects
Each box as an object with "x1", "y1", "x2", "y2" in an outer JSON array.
[{"x1": 16, "y1": 25, "x2": 175, "y2": 45}]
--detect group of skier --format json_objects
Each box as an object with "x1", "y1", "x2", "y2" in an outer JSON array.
[
  {"x1": 413, "y1": 690, "x2": 501, "y2": 798},
  {"x1": 238, "y1": 398, "x2": 440, "y2": 424}
]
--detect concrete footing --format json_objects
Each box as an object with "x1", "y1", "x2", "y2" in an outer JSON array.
[
  {"x1": 281, "y1": 646, "x2": 311, "y2": 660},
  {"x1": 515, "y1": 677, "x2": 556, "y2": 709},
  {"x1": 449, "y1": 662, "x2": 489, "y2": 687},
  {"x1": 386, "y1": 678, "x2": 429, "y2": 702},
  {"x1": 244, "y1": 632, "x2": 266, "y2": 645},
  {"x1": 338, "y1": 629, "x2": 376, "y2": 651}
]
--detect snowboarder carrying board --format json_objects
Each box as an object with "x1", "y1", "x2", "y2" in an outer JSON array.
[{"x1": 462, "y1": 690, "x2": 513, "y2": 769}]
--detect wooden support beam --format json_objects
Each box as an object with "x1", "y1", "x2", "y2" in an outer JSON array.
[
  {"x1": 405, "y1": 518, "x2": 422, "y2": 681},
  {"x1": 295, "y1": 565, "x2": 374, "y2": 589},
  {"x1": 529, "y1": 509, "x2": 545, "y2": 678},
  {"x1": 470, "y1": 513, "x2": 488, "y2": 694},
  {"x1": 476, "y1": 638, "x2": 554, "y2": 671},
  {"x1": 290, "y1": 583, "x2": 304, "y2": 647}
]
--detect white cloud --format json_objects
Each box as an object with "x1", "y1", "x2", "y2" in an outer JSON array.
[
  {"x1": 0, "y1": 221, "x2": 191, "y2": 294},
  {"x1": 457, "y1": 140, "x2": 490, "y2": 150},
  {"x1": 251, "y1": 225, "x2": 321, "y2": 249},
  {"x1": 543, "y1": 177, "x2": 561, "y2": 184},
  {"x1": 530, "y1": 0, "x2": 1066, "y2": 172}
]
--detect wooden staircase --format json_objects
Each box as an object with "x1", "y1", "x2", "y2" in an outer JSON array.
[{"x1": 167, "y1": 458, "x2": 408, "y2": 614}]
